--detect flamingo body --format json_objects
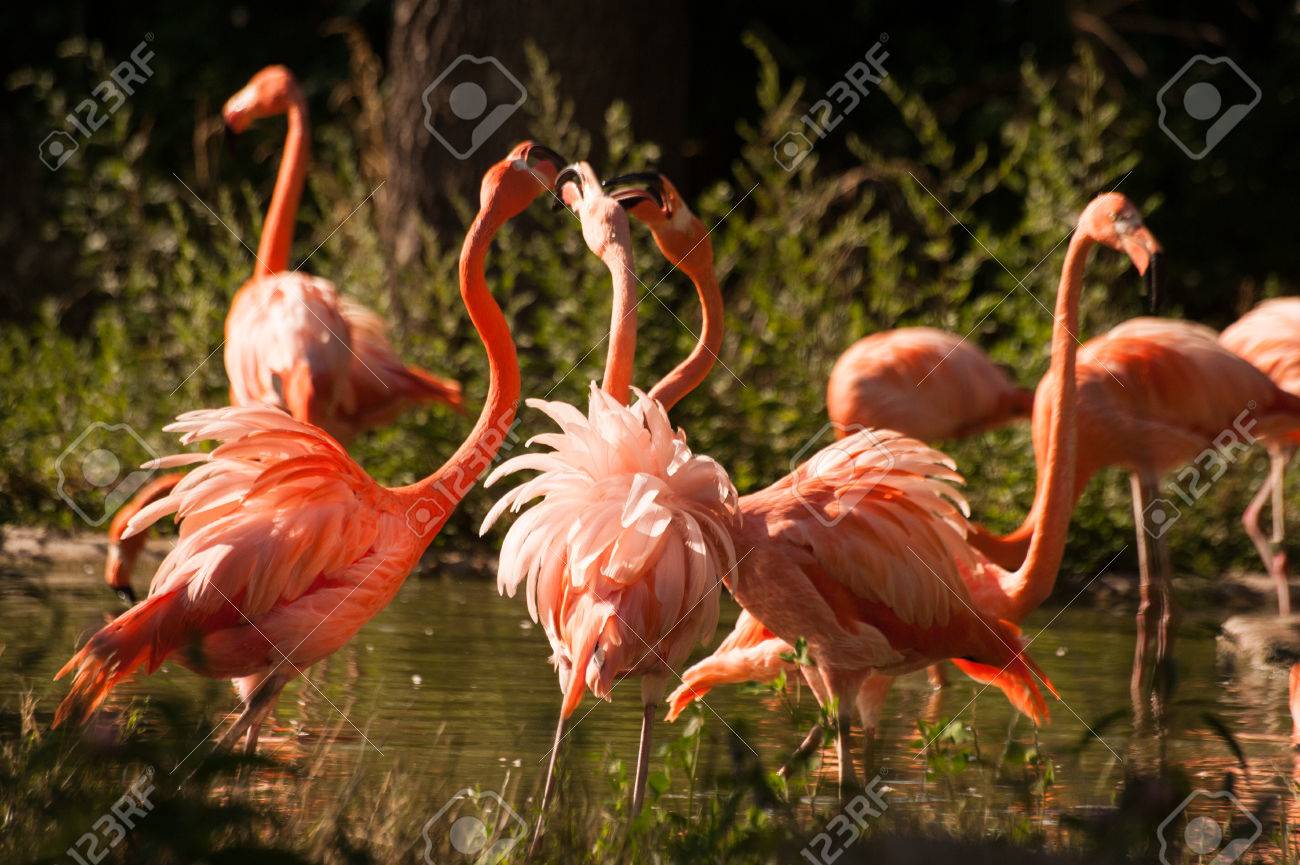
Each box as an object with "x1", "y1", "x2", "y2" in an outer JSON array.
[
  {"x1": 1220, "y1": 299, "x2": 1300, "y2": 439},
  {"x1": 827, "y1": 327, "x2": 1033, "y2": 441},
  {"x1": 483, "y1": 385, "x2": 739, "y2": 716},
  {"x1": 224, "y1": 274, "x2": 461, "y2": 442},
  {"x1": 58, "y1": 406, "x2": 421, "y2": 726}
]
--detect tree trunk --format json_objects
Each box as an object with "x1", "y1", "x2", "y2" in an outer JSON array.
[{"x1": 384, "y1": 0, "x2": 689, "y2": 262}]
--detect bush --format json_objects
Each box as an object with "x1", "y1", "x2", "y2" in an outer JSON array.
[{"x1": 1, "y1": 37, "x2": 1284, "y2": 581}]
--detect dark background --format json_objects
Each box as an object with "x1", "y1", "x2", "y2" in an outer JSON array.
[{"x1": 3, "y1": 0, "x2": 1297, "y2": 325}]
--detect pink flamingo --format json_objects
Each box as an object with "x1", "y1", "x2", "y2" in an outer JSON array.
[
  {"x1": 494, "y1": 171, "x2": 1080, "y2": 811},
  {"x1": 53, "y1": 142, "x2": 564, "y2": 752},
  {"x1": 967, "y1": 314, "x2": 1300, "y2": 709},
  {"x1": 222, "y1": 65, "x2": 462, "y2": 442},
  {"x1": 102, "y1": 66, "x2": 466, "y2": 604},
  {"x1": 1219, "y1": 297, "x2": 1300, "y2": 614},
  {"x1": 481, "y1": 164, "x2": 740, "y2": 834},
  {"x1": 616, "y1": 180, "x2": 1164, "y2": 785},
  {"x1": 827, "y1": 328, "x2": 1034, "y2": 442}
]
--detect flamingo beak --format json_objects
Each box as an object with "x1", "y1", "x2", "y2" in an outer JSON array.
[
  {"x1": 602, "y1": 171, "x2": 666, "y2": 211},
  {"x1": 553, "y1": 163, "x2": 596, "y2": 211},
  {"x1": 1120, "y1": 226, "x2": 1162, "y2": 312}
]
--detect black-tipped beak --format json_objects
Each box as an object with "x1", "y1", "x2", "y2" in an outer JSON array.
[
  {"x1": 115, "y1": 585, "x2": 137, "y2": 606},
  {"x1": 603, "y1": 171, "x2": 665, "y2": 210},
  {"x1": 1146, "y1": 251, "x2": 1162, "y2": 313},
  {"x1": 525, "y1": 144, "x2": 566, "y2": 173},
  {"x1": 553, "y1": 164, "x2": 584, "y2": 194},
  {"x1": 551, "y1": 163, "x2": 586, "y2": 212},
  {"x1": 222, "y1": 121, "x2": 238, "y2": 155}
]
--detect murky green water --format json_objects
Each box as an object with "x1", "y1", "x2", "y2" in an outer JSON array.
[{"x1": 4, "y1": 560, "x2": 1299, "y2": 850}]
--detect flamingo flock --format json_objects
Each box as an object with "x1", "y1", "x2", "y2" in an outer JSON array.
[{"x1": 54, "y1": 63, "x2": 1300, "y2": 844}]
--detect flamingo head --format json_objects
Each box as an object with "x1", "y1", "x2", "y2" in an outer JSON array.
[
  {"x1": 222, "y1": 65, "x2": 303, "y2": 133},
  {"x1": 1080, "y1": 192, "x2": 1163, "y2": 307},
  {"x1": 554, "y1": 162, "x2": 633, "y2": 260},
  {"x1": 603, "y1": 172, "x2": 710, "y2": 270},
  {"x1": 103, "y1": 541, "x2": 137, "y2": 605},
  {"x1": 481, "y1": 141, "x2": 566, "y2": 219}
]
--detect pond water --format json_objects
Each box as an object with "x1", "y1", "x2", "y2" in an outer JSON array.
[{"x1": 4, "y1": 560, "x2": 1299, "y2": 853}]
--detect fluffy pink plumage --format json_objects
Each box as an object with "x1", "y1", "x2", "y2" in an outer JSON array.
[
  {"x1": 56, "y1": 405, "x2": 415, "y2": 725},
  {"x1": 827, "y1": 327, "x2": 1034, "y2": 442},
  {"x1": 483, "y1": 385, "x2": 739, "y2": 716}
]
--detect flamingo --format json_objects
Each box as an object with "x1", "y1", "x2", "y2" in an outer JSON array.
[
  {"x1": 612, "y1": 179, "x2": 1165, "y2": 787},
  {"x1": 966, "y1": 313, "x2": 1300, "y2": 712},
  {"x1": 479, "y1": 164, "x2": 739, "y2": 841},
  {"x1": 496, "y1": 171, "x2": 1104, "y2": 808},
  {"x1": 222, "y1": 65, "x2": 462, "y2": 441},
  {"x1": 101, "y1": 66, "x2": 466, "y2": 604},
  {"x1": 827, "y1": 328, "x2": 1034, "y2": 443},
  {"x1": 1219, "y1": 297, "x2": 1300, "y2": 614},
  {"x1": 53, "y1": 142, "x2": 565, "y2": 753}
]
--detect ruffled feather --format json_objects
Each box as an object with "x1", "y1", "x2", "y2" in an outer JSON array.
[{"x1": 483, "y1": 384, "x2": 739, "y2": 715}]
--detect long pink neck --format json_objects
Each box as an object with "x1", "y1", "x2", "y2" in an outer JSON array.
[
  {"x1": 397, "y1": 206, "x2": 520, "y2": 513},
  {"x1": 991, "y1": 228, "x2": 1090, "y2": 621},
  {"x1": 254, "y1": 96, "x2": 309, "y2": 278},
  {"x1": 650, "y1": 242, "x2": 723, "y2": 411},
  {"x1": 600, "y1": 224, "x2": 638, "y2": 404}
]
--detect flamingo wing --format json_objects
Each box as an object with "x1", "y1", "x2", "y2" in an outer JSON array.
[
  {"x1": 55, "y1": 405, "x2": 396, "y2": 726},
  {"x1": 747, "y1": 428, "x2": 978, "y2": 631},
  {"x1": 333, "y1": 299, "x2": 463, "y2": 435},
  {"x1": 126, "y1": 405, "x2": 388, "y2": 618}
]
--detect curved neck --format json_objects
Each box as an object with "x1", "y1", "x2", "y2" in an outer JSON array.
[
  {"x1": 1000, "y1": 229, "x2": 1091, "y2": 620},
  {"x1": 600, "y1": 229, "x2": 638, "y2": 405},
  {"x1": 254, "y1": 97, "x2": 309, "y2": 278},
  {"x1": 398, "y1": 208, "x2": 520, "y2": 514},
  {"x1": 649, "y1": 243, "x2": 723, "y2": 411}
]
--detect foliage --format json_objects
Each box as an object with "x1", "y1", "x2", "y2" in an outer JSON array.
[{"x1": 1, "y1": 34, "x2": 1291, "y2": 584}]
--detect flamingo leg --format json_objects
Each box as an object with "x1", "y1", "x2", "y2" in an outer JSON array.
[
  {"x1": 1244, "y1": 462, "x2": 1281, "y2": 609},
  {"x1": 777, "y1": 723, "x2": 824, "y2": 779},
  {"x1": 630, "y1": 702, "x2": 656, "y2": 816},
  {"x1": 217, "y1": 668, "x2": 292, "y2": 755},
  {"x1": 926, "y1": 663, "x2": 948, "y2": 689},
  {"x1": 1129, "y1": 472, "x2": 1161, "y2": 728},
  {"x1": 527, "y1": 712, "x2": 565, "y2": 860},
  {"x1": 1270, "y1": 446, "x2": 1294, "y2": 614},
  {"x1": 1290, "y1": 664, "x2": 1300, "y2": 749},
  {"x1": 835, "y1": 702, "x2": 856, "y2": 798}
]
